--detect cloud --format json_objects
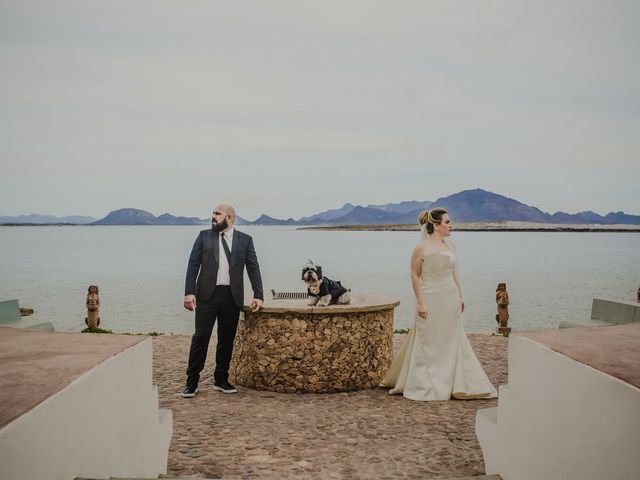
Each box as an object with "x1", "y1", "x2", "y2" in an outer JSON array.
[{"x1": 1, "y1": 0, "x2": 638, "y2": 218}]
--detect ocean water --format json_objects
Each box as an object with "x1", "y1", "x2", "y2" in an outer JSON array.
[{"x1": 0, "y1": 225, "x2": 638, "y2": 335}]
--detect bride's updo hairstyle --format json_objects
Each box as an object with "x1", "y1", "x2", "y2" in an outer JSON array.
[{"x1": 418, "y1": 208, "x2": 447, "y2": 235}]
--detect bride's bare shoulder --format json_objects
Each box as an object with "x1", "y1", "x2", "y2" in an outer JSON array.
[
  {"x1": 415, "y1": 238, "x2": 443, "y2": 254},
  {"x1": 444, "y1": 240, "x2": 457, "y2": 252},
  {"x1": 412, "y1": 240, "x2": 429, "y2": 256}
]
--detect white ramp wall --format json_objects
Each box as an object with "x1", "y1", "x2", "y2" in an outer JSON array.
[
  {"x1": 0, "y1": 338, "x2": 172, "y2": 480},
  {"x1": 476, "y1": 334, "x2": 640, "y2": 480}
]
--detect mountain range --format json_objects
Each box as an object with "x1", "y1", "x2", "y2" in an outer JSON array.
[
  {"x1": 0, "y1": 214, "x2": 97, "y2": 224},
  {"x1": 249, "y1": 189, "x2": 640, "y2": 225},
  {"x1": 92, "y1": 209, "x2": 208, "y2": 226},
  {"x1": 2, "y1": 189, "x2": 639, "y2": 226}
]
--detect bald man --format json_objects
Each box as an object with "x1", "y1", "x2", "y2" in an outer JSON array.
[{"x1": 182, "y1": 204, "x2": 263, "y2": 397}]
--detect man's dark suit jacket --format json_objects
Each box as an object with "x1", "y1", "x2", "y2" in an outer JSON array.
[{"x1": 185, "y1": 229, "x2": 263, "y2": 309}]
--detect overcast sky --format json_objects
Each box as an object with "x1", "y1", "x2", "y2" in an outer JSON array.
[{"x1": 1, "y1": 0, "x2": 638, "y2": 220}]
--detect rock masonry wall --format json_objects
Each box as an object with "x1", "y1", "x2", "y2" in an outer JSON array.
[{"x1": 230, "y1": 307, "x2": 395, "y2": 393}]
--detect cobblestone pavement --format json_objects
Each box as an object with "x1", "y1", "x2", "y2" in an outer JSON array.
[{"x1": 153, "y1": 333, "x2": 508, "y2": 479}]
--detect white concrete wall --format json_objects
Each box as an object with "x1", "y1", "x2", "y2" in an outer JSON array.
[
  {"x1": 591, "y1": 298, "x2": 640, "y2": 325},
  {"x1": 560, "y1": 298, "x2": 640, "y2": 329},
  {"x1": 476, "y1": 335, "x2": 640, "y2": 480},
  {"x1": 0, "y1": 338, "x2": 172, "y2": 480}
]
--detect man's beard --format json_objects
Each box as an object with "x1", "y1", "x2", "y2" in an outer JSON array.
[{"x1": 212, "y1": 218, "x2": 229, "y2": 232}]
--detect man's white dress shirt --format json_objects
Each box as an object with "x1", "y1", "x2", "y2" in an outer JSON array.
[{"x1": 216, "y1": 228, "x2": 234, "y2": 286}]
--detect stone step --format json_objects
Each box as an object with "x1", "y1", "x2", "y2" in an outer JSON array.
[
  {"x1": 76, "y1": 477, "x2": 502, "y2": 480},
  {"x1": 76, "y1": 476, "x2": 215, "y2": 480},
  {"x1": 441, "y1": 476, "x2": 502, "y2": 480}
]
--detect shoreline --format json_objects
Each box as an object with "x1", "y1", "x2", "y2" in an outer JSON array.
[
  {"x1": 298, "y1": 221, "x2": 640, "y2": 232},
  {"x1": 2, "y1": 221, "x2": 639, "y2": 232}
]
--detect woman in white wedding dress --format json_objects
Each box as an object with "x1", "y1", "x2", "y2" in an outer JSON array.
[{"x1": 381, "y1": 208, "x2": 497, "y2": 401}]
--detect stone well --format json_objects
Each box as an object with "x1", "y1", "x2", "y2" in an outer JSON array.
[{"x1": 229, "y1": 293, "x2": 399, "y2": 393}]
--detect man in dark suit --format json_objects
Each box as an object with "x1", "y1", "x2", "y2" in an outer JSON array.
[{"x1": 182, "y1": 204, "x2": 263, "y2": 397}]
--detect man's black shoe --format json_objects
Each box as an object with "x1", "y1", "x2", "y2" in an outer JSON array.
[
  {"x1": 213, "y1": 381, "x2": 237, "y2": 394},
  {"x1": 182, "y1": 385, "x2": 199, "y2": 398}
]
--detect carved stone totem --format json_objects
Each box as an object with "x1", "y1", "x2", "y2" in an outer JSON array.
[
  {"x1": 85, "y1": 285, "x2": 101, "y2": 329},
  {"x1": 495, "y1": 282, "x2": 511, "y2": 337}
]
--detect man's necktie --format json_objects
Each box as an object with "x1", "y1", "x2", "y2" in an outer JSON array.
[{"x1": 221, "y1": 234, "x2": 232, "y2": 262}]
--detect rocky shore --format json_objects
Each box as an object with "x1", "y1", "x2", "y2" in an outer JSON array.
[
  {"x1": 153, "y1": 333, "x2": 508, "y2": 479},
  {"x1": 300, "y1": 221, "x2": 640, "y2": 232}
]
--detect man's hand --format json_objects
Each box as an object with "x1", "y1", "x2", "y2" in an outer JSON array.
[
  {"x1": 184, "y1": 295, "x2": 196, "y2": 311},
  {"x1": 250, "y1": 298, "x2": 263, "y2": 312}
]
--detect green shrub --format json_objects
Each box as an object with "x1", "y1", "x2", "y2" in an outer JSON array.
[
  {"x1": 81, "y1": 327, "x2": 113, "y2": 334},
  {"x1": 393, "y1": 328, "x2": 410, "y2": 334}
]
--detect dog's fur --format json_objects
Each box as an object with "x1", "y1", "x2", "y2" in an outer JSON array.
[{"x1": 301, "y1": 260, "x2": 351, "y2": 306}]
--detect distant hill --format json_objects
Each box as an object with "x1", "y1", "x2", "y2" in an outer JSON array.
[
  {"x1": 430, "y1": 189, "x2": 550, "y2": 222},
  {"x1": 250, "y1": 214, "x2": 298, "y2": 226},
  {"x1": 549, "y1": 211, "x2": 605, "y2": 224},
  {"x1": 0, "y1": 214, "x2": 96, "y2": 224},
  {"x1": 408, "y1": 189, "x2": 640, "y2": 224},
  {"x1": 93, "y1": 208, "x2": 207, "y2": 225},
  {"x1": 602, "y1": 211, "x2": 640, "y2": 224},
  {"x1": 157, "y1": 213, "x2": 209, "y2": 226},
  {"x1": 298, "y1": 203, "x2": 356, "y2": 223},
  {"x1": 365, "y1": 200, "x2": 433, "y2": 214},
  {"x1": 330, "y1": 206, "x2": 417, "y2": 225},
  {"x1": 292, "y1": 200, "x2": 432, "y2": 225}
]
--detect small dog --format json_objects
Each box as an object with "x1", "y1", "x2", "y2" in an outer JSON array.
[{"x1": 301, "y1": 260, "x2": 351, "y2": 307}]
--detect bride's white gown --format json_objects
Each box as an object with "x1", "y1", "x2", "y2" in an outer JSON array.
[{"x1": 381, "y1": 249, "x2": 497, "y2": 401}]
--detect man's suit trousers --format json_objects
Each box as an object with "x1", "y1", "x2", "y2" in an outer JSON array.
[{"x1": 186, "y1": 286, "x2": 240, "y2": 387}]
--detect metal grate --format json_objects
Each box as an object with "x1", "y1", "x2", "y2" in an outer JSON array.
[{"x1": 271, "y1": 289, "x2": 308, "y2": 300}]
